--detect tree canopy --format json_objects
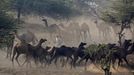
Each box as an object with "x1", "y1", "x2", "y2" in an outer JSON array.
[
  {"x1": 0, "y1": 0, "x2": 17, "y2": 45},
  {"x1": 101, "y1": 0, "x2": 134, "y2": 46},
  {"x1": 102, "y1": 0, "x2": 134, "y2": 26},
  {"x1": 11, "y1": 0, "x2": 81, "y2": 19}
]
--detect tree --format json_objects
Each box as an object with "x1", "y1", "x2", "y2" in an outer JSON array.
[
  {"x1": 101, "y1": 0, "x2": 134, "y2": 46},
  {"x1": 10, "y1": 0, "x2": 80, "y2": 21},
  {"x1": 0, "y1": 0, "x2": 17, "y2": 47}
]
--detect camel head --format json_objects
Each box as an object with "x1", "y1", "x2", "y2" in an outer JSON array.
[
  {"x1": 39, "y1": 38, "x2": 47, "y2": 44},
  {"x1": 79, "y1": 42, "x2": 87, "y2": 47},
  {"x1": 107, "y1": 43, "x2": 116, "y2": 49},
  {"x1": 45, "y1": 46, "x2": 51, "y2": 51},
  {"x1": 42, "y1": 18, "x2": 47, "y2": 22},
  {"x1": 42, "y1": 18, "x2": 48, "y2": 27},
  {"x1": 49, "y1": 46, "x2": 57, "y2": 56},
  {"x1": 123, "y1": 39, "x2": 132, "y2": 49}
]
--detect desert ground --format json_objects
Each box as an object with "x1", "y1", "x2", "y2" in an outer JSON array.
[{"x1": 0, "y1": 49, "x2": 134, "y2": 75}]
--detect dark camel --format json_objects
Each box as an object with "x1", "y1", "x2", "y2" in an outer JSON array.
[
  {"x1": 37, "y1": 46, "x2": 51, "y2": 66},
  {"x1": 111, "y1": 39, "x2": 133, "y2": 68},
  {"x1": 11, "y1": 38, "x2": 47, "y2": 66},
  {"x1": 49, "y1": 45, "x2": 75, "y2": 67},
  {"x1": 77, "y1": 43, "x2": 116, "y2": 70},
  {"x1": 23, "y1": 39, "x2": 48, "y2": 66},
  {"x1": 72, "y1": 42, "x2": 87, "y2": 67}
]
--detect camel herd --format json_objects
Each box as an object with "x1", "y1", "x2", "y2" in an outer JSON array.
[
  {"x1": 6, "y1": 29, "x2": 134, "y2": 70},
  {"x1": 0, "y1": 19, "x2": 134, "y2": 71},
  {"x1": 0, "y1": 27, "x2": 133, "y2": 70}
]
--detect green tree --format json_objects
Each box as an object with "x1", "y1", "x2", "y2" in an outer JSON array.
[
  {"x1": 11, "y1": 0, "x2": 80, "y2": 21},
  {"x1": 101, "y1": 0, "x2": 134, "y2": 46},
  {"x1": 0, "y1": 0, "x2": 17, "y2": 47}
]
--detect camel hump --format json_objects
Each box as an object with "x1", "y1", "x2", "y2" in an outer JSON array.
[
  {"x1": 61, "y1": 45, "x2": 66, "y2": 47},
  {"x1": 15, "y1": 43, "x2": 20, "y2": 47}
]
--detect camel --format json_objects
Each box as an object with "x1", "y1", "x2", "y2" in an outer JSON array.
[
  {"x1": 95, "y1": 19, "x2": 114, "y2": 43},
  {"x1": 111, "y1": 39, "x2": 133, "y2": 68},
  {"x1": 39, "y1": 46, "x2": 51, "y2": 66},
  {"x1": 11, "y1": 38, "x2": 47, "y2": 66},
  {"x1": 66, "y1": 22, "x2": 81, "y2": 46},
  {"x1": 42, "y1": 18, "x2": 61, "y2": 44},
  {"x1": 11, "y1": 40, "x2": 29, "y2": 66},
  {"x1": 47, "y1": 22, "x2": 82, "y2": 46},
  {"x1": 80, "y1": 23, "x2": 91, "y2": 43},
  {"x1": 13, "y1": 30, "x2": 38, "y2": 45},
  {"x1": 30, "y1": 45, "x2": 51, "y2": 66},
  {"x1": 49, "y1": 42, "x2": 86, "y2": 68},
  {"x1": 49, "y1": 45, "x2": 75, "y2": 67},
  {"x1": 75, "y1": 43, "x2": 116, "y2": 70},
  {"x1": 71, "y1": 42, "x2": 87, "y2": 67},
  {"x1": 6, "y1": 33, "x2": 15, "y2": 59}
]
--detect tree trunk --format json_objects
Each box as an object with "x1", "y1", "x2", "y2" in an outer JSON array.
[
  {"x1": 118, "y1": 24, "x2": 125, "y2": 46},
  {"x1": 17, "y1": 7, "x2": 21, "y2": 24},
  {"x1": 104, "y1": 70, "x2": 112, "y2": 75}
]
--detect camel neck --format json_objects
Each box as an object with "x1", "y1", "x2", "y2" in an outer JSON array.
[
  {"x1": 51, "y1": 47, "x2": 56, "y2": 54},
  {"x1": 127, "y1": 45, "x2": 134, "y2": 54},
  {"x1": 44, "y1": 20, "x2": 48, "y2": 27},
  {"x1": 78, "y1": 46, "x2": 85, "y2": 51},
  {"x1": 14, "y1": 33, "x2": 22, "y2": 41},
  {"x1": 37, "y1": 42, "x2": 43, "y2": 47}
]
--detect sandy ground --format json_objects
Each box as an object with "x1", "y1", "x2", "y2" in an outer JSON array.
[{"x1": 0, "y1": 50, "x2": 133, "y2": 75}]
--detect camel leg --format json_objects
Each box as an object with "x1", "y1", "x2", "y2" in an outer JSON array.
[
  {"x1": 21, "y1": 56, "x2": 29, "y2": 67},
  {"x1": 15, "y1": 53, "x2": 21, "y2": 66},
  {"x1": 117, "y1": 59, "x2": 122, "y2": 69},
  {"x1": 111, "y1": 58, "x2": 116, "y2": 69},
  {"x1": 123, "y1": 57, "x2": 130, "y2": 66},
  {"x1": 26, "y1": 57, "x2": 32, "y2": 68},
  {"x1": 78, "y1": 57, "x2": 86, "y2": 65},
  {"x1": 6, "y1": 47, "x2": 9, "y2": 58},
  {"x1": 63, "y1": 57, "x2": 68, "y2": 67},
  {"x1": 73, "y1": 56, "x2": 78, "y2": 68},
  {"x1": 68, "y1": 56, "x2": 74, "y2": 69},
  {"x1": 78, "y1": 54, "x2": 88, "y2": 65},
  {"x1": 22, "y1": 56, "x2": 29, "y2": 67},
  {"x1": 63, "y1": 56, "x2": 72, "y2": 68},
  {"x1": 49, "y1": 55, "x2": 56, "y2": 64},
  {"x1": 54, "y1": 57, "x2": 59, "y2": 66},
  {"x1": 43, "y1": 56, "x2": 49, "y2": 67},
  {"x1": 25, "y1": 57, "x2": 31, "y2": 68},
  {"x1": 6, "y1": 45, "x2": 12, "y2": 59},
  {"x1": 84, "y1": 58, "x2": 89, "y2": 71},
  {"x1": 40, "y1": 56, "x2": 48, "y2": 67},
  {"x1": 12, "y1": 48, "x2": 17, "y2": 66},
  {"x1": 21, "y1": 59, "x2": 27, "y2": 66},
  {"x1": 9, "y1": 44, "x2": 14, "y2": 59},
  {"x1": 61, "y1": 57, "x2": 65, "y2": 67}
]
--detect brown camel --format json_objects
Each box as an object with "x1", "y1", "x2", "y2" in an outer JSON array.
[
  {"x1": 13, "y1": 30, "x2": 38, "y2": 45},
  {"x1": 80, "y1": 23, "x2": 91, "y2": 43},
  {"x1": 42, "y1": 18, "x2": 61, "y2": 36},
  {"x1": 11, "y1": 38, "x2": 47, "y2": 66},
  {"x1": 6, "y1": 33, "x2": 15, "y2": 59}
]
